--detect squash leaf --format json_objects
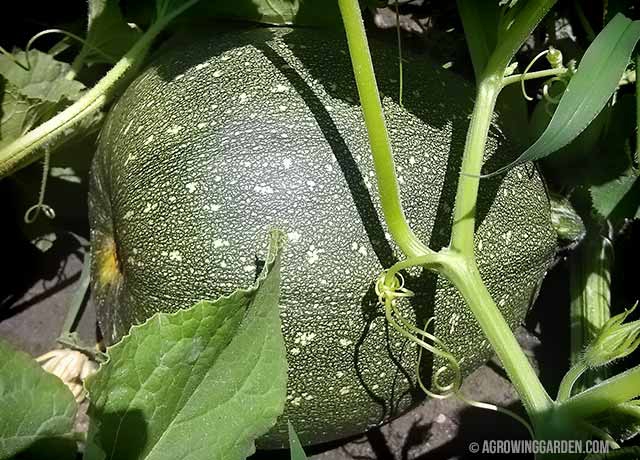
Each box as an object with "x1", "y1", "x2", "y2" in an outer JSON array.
[
  {"x1": 77, "y1": 0, "x2": 142, "y2": 66},
  {"x1": 0, "y1": 339, "x2": 77, "y2": 460},
  {"x1": 0, "y1": 49, "x2": 88, "y2": 149},
  {"x1": 172, "y1": 0, "x2": 341, "y2": 27},
  {"x1": 84, "y1": 230, "x2": 288, "y2": 460},
  {"x1": 288, "y1": 421, "x2": 308, "y2": 460},
  {"x1": 0, "y1": 50, "x2": 85, "y2": 102},
  {"x1": 590, "y1": 172, "x2": 640, "y2": 227},
  {"x1": 484, "y1": 13, "x2": 640, "y2": 177}
]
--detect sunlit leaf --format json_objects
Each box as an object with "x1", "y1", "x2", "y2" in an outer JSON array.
[
  {"x1": 84, "y1": 230, "x2": 287, "y2": 460},
  {"x1": 484, "y1": 13, "x2": 640, "y2": 177},
  {"x1": 0, "y1": 339, "x2": 77, "y2": 460}
]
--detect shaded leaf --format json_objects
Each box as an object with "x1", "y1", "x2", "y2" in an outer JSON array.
[
  {"x1": 485, "y1": 13, "x2": 640, "y2": 177},
  {"x1": 590, "y1": 172, "x2": 640, "y2": 225},
  {"x1": 78, "y1": 0, "x2": 142, "y2": 66},
  {"x1": 456, "y1": 0, "x2": 500, "y2": 81},
  {"x1": 593, "y1": 401, "x2": 640, "y2": 442},
  {"x1": 0, "y1": 79, "x2": 39, "y2": 148},
  {"x1": 0, "y1": 339, "x2": 77, "y2": 460},
  {"x1": 0, "y1": 50, "x2": 85, "y2": 102},
  {"x1": 174, "y1": 0, "x2": 341, "y2": 27},
  {"x1": 288, "y1": 421, "x2": 308, "y2": 460},
  {"x1": 85, "y1": 230, "x2": 288, "y2": 460}
]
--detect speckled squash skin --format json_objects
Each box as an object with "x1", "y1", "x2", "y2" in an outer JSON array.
[{"x1": 89, "y1": 27, "x2": 556, "y2": 447}]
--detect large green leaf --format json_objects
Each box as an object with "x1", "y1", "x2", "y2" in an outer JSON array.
[
  {"x1": 0, "y1": 50, "x2": 85, "y2": 102},
  {"x1": 485, "y1": 13, "x2": 640, "y2": 177},
  {"x1": 590, "y1": 172, "x2": 640, "y2": 226},
  {"x1": 77, "y1": 0, "x2": 142, "y2": 66},
  {"x1": 0, "y1": 339, "x2": 77, "y2": 460},
  {"x1": 170, "y1": 0, "x2": 341, "y2": 27},
  {"x1": 84, "y1": 230, "x2": 288, "y2": 460}
]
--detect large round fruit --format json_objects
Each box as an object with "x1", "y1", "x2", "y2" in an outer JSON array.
[{"x1": 89, "y1": 26, "x2": 557, "y2": 447}]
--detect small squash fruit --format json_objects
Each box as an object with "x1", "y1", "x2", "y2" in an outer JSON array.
[{"x1": 89, "y1": 27, "x2": 557, "y2": 447}]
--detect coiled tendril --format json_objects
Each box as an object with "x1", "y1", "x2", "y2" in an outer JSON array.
[{"x1": 375, "y1": 265, "x2": 534, "y2": 437}]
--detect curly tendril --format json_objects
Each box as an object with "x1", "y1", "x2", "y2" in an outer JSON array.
[
  {"x1": 0, "y1": 28, "x2": 114, "y2": 72},
  {"x1": 376, "y1": 261, "x2": 534, "y2": 436},
  {"x1": 520, "y1": 49, "x2": 550, "y2": 101},
  {"x1": 24, "y1": 150, "x2": 55, "y2": 224}
]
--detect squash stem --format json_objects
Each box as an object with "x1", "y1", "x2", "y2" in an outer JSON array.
[
  {"x1": 441, "y1": 252, "x2": 554, "y2": 420},
  {"x1": 449, "y1": 78, "x2": 499, "y2": 255},
  {"x1": 338, "y1": 0, "x2": 431, "y2": 259}
]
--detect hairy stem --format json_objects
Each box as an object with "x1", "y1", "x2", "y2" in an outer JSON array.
[
  {"x1": 0, "y1": 0, "x2": 201, "y2": 178},
  {"x1": 442, "y1": 252, "x2": 553, "y2": 419},
  {"x1": 338, "y1": 0, "x2": 431, "y2": 258},
  {"x1": 449, "y1": 79, "x2": 499, "y2": 255}
]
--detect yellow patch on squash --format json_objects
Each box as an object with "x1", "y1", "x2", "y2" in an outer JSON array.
[{"x1": 96, "y1": 236, "x2": 121, "y2": 286}]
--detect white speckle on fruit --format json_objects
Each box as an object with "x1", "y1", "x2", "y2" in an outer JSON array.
[
  {"x1": 220, "y1": 261, "x2": 228, "y2": 268},
  {"x1": 213, "y1": 239, "x2": 230, "y2": 248},
  {"x1": 351, "y1": 242, "x2": 358, "y2": 251},
  {"x1": 144, "y1": 135, "x2": 154, "y2": 145},
  {"x1": 135, "y1": 126, "x2": 143, "y2": 134},
  {"x1": 283, "y1": 158, "x2": 292, "y2": 169},
  {"x1": 449, "y1": 313, "x2": 460, "y2": 335},
  {"x1": 254, "y1": 184, "x2": 274, "y2": 194},
  {"x1": 213, "y1": 70, "x2": 223, "y2": 77},
  {"x1": 123, "y1": 210, "x2": 134, "y2": 219},
  {"x1": 195, "y1": 62, "x2": 209, "y2": 70},
  {"x1": 478, "y1": 239, "x2": 483, "y2": 251},
  {"x1": 169, "y1": 251, "x2": 182, "y2": 262},
  {"x1": 123, "y1": 120, "x2": 133, "y2": 136},
  {"x1": 294, "y1": 332, "x2": 317, "y2": 346},
  {"x1": 197, "y1": 122, "x2": 207, "y2": 129},
  {"x1": 279, "y1": 105, "x2": 288, "y2": 112},
  {"x1": 173, "y1": 73, "x2": 185, "y2": 81},
  {"x1": 211, "y1": 204, "x2": 221, "y2": 211},
  {"x1": 243, "y1": 264, "x2": 256, "y2": 273},
  {"x1": 167, "y1": 125, "x2": 183, "y2": 135},
  {"x1": 287, "y1": 231, "x2": 301, "y2": 243},
  {"x1": 503, "y1": 230, "x2": 512, "y2": 245},
  {"x1": 409, "y1": 156, "x2": 416, "y2": 165},
  {"x1": 339, "y1": 386, "x2": 351, "y2": 395},
  {"x1": 272, "y1": 84, "x2": 289, "y2": 93},
  {"x1": 238, "y1": 93, "x2": 249, "y2": 103},
  {"x1": 306, "y1": 180, "x2": 316, "y2": 188},
  {"x1": 336, "y1": 371, "x2": 344, "y2": 378},
  {"x1": 372, "y1": 384, "x2": 379, "y2": 390},
  {"x1": 306, "y1": 246, "x2": 325, "y2": 265},
  {"x1": 503, "y1": 188, "x2": 509, "y2": 197},
  {"x1": 214, "y1": 175, "x2": 221, "y2": 182},
  {"x1": 290, "y1": 347, "x2": 300, "y2": 355},
  {"x1": 291, "y1": 396, "x2": 302, "y2": 406},
  {"x1": 357, "y1": 245, "x2": 368, "y2": 257},
  {"x1": 339, "y1": 338, "x2": 353, "y2": 347},
  {"x1": 185, "y1": 182, "x2": 197, "y2": 193}
]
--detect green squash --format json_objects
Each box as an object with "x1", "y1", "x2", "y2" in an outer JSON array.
[{"x1": 89, "y1": 27, "x2": 556, "y2": 447}]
